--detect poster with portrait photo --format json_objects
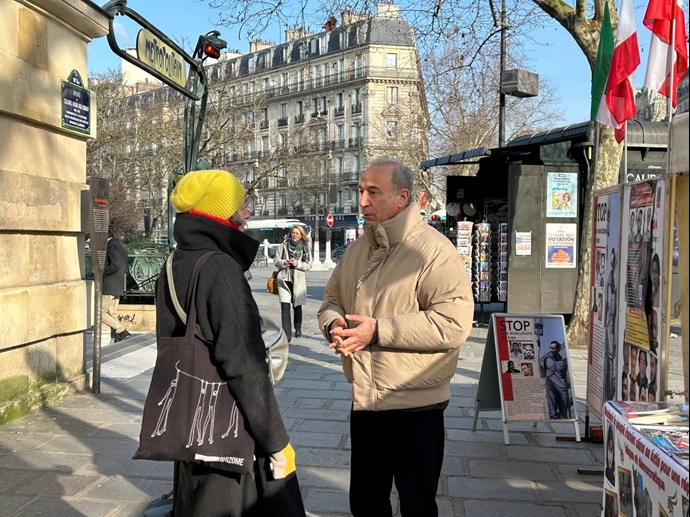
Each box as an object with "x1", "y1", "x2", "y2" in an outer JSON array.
[
  {"x1": 492, "y1": 314, "x2": 577, "y2": 422},
  {"x1": 618, "y1": 466, "x2": 633, "y2": 517},
  {"x1": 546, "y1": 171, "x2": 578, "y2": 218},
  {"x1": 604, "y1": 490, "x2": 618, "y2": 517},
  {"x1": 587, "y1": 187, "x2": 621, "y2": 419},
  {"x1": 616, "y1": 179, "x2": 667, "y2": 408}
]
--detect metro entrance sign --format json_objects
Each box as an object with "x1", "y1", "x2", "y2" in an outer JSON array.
[{"x1": 327, "y1": 214, "x2": 334, "y2": 227}]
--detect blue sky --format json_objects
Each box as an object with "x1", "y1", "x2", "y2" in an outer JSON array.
[{"x1": 87, "y1": 0, "x2": 658, "y2": 127}]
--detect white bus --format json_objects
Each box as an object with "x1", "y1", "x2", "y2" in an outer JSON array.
[{"x1": 244, "y1": 218, "x2": 311, "y2": 258}]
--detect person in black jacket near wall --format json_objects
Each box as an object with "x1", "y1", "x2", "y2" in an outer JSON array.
[
  {"x1": 160, "y1": 169, "x2": 306, "y2": 517},
  {"x1": 102, "y1": 229, "x2": 130, "y2": 342}
]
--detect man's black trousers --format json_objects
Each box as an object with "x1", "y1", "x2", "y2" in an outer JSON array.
[{"x1": 349, "y1": 406, "x2": 445, "y2": 517}]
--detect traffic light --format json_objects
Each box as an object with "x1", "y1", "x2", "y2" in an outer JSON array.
[
  {"x1": 203, "y1": 43, "x2": 221, "y2": 59},
  {"x1": 196, "y1": 30, "x2": 227, "y2": 61}
]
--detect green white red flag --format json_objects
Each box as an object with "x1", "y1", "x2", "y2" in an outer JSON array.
[{"x1": 591, "y1": 0, "x2": 641, "y2": 143}]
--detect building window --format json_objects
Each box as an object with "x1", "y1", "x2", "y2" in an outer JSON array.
[
  {"x1": 336, "y1": 92, "x2": 344, "y2": 109},
  {"x1": 387, "y1": 86, "x2": 398, "y2": 105},
  {"x1": 262, "y1": 77, "x2": 270, "y2": 90},
  {"x1": 281, "y1": 72, "x2": 289, "y2": 88},
  {"x1": 386, "y1": 53, "x2": 398, "y2": 69},
  {"x1": 310, "y1": 38, "x2": 319, "y2": 55},
  {"x1": 281, "y1": 103, "x2": 288, "y2": 118},
  {"x1": 386, "y1": 121, "x2": 397, "y2": 138},
  {"x1": 355, "y1": 54, "x2": 364, "y2": 76},
  {"x1": 262, "y1": 135, "x2": 270, "y2": 152},
  {"x1": 296, "y1": 100, "x2": 303, "y2": 115}
]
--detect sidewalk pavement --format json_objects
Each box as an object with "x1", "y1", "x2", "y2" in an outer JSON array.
[{"x1": 0, "y1": 267, "x2": 684, "y2": 517}]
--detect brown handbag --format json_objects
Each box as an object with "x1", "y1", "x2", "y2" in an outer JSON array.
[{"x1": 267, "y1": 270, "x2": 279, "y2": 294}]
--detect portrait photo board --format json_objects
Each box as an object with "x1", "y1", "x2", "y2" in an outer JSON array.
[{"x1": 472, "y1": 313, "x2": 580, "y2": 445}]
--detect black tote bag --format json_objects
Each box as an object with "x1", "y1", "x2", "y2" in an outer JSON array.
[{"x1": 133, "y1": 253, "x2": 255, "y2": 474}]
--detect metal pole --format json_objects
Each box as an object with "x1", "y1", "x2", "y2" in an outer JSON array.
[
  {"x1": 92, "y1": 273, "x2": 102, "y2": 394},
  {"x1": 498, "y1": 0, "x2": 507, "y2": 148}
]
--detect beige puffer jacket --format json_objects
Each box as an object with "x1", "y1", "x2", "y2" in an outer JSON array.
[{"x1": 317, "y1": 202, "x2": 474, "y2": 411}]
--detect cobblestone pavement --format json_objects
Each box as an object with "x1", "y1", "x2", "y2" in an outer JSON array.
[{"x1": 0, "y1": 267, "x2": 684, "y2": 517}]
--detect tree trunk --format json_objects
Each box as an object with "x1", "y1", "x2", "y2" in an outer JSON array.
[{"x1": 567, "y1": 125, "x2": 622, "y2": 347}]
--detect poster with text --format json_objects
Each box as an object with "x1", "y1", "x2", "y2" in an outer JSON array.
[
  {"x1": 546, "y1": 172, "x2": 578, "y2": 218},
  {"x1": 600, "y1": 402, "x2": 688, "y2": 517},
  {"x1": 587, "y1": 187, "x2": 622, "y2": 419},
  {"x1": 546, "y1": 223, "x2": 577, "y2": 268},
  {"x1": 494, "y1": 315, "x2": 577, "y2": 422},
  {"x1": 617, "y1": 179, "x2": 666, "y2": 404}
]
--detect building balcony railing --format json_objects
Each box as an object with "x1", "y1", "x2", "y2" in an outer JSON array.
[
  {"x1": 277, "y1": 117, "x2": 288, "y2": 127},
  {"x1": 294, "y1": 113, "x2": 305, "y2": 124},
  {"x1": 341, "y1": 171, "x2": 359, "y2": 182},
  {"x1": 332, "y1": 139, "x2": 345, "y2": 150},
  {"x1": 348, "y1": 137, "x2": 362, "y2": 148},
  {"x1": 351, "y1": 103, "x2": 362, "y2": 114},
  {"x1": 223, "y1": 66, "x2": 420, "y2": 107},
  {"x1": 334, "y1": 106, "x2": 345, "y2": 118},
  {"x1": 242, "y1": 150, "x2": 262, "y2": 161}
]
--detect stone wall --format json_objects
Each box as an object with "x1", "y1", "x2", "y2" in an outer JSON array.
[{"x1": 0, "y1": 0, "x2": 108, "y2": 424}]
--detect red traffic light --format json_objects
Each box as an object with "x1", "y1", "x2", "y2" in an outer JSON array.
[{"x1": 203, "y1": 43, "x2": 221, "y2": 59}]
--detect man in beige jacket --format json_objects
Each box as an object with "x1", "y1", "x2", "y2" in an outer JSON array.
[{"x1": 317, "y1": 158, "x2": 474, "y2": 517}]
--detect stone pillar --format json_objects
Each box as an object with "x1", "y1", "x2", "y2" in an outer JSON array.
[{"x1": 0, "y1": 0, "x2": 108, "y2": 424}]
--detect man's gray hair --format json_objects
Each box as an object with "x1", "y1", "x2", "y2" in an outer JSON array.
[{"x1": 367, "y1": 157, "x2": 415, "y2": 206}]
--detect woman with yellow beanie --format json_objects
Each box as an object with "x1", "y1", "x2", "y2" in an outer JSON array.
[{"x1": 156, "y1": 170, "x2": 306, "y2": 516}]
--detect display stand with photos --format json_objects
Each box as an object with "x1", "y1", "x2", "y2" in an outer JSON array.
[
  {"x1": 599, "y1": 400, "x2": 688, "y2": 517},
  {"x1": 472, "y1": 313, "x2": 581, "y2": 445}
]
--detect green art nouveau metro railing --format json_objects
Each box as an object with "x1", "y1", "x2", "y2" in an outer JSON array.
[{"x1": 86, "y1": 242, "x2": 173, "y2": 301}]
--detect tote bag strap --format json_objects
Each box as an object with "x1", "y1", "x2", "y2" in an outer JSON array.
[{"x1": 166, "y1": 251, "x2": 218, "y2": 339}]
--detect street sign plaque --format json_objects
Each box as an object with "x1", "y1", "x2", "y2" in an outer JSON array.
[
  {"x1": 327, "y1": 214, "x2": 334, "y2": 227},
  {"x1": 357, "y1": 216, "x2": 365, "y2": 226}
]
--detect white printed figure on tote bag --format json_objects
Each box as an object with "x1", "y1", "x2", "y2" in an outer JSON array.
[{"x1": 152, "y1": 360, "x2": 241, "y2": 447}]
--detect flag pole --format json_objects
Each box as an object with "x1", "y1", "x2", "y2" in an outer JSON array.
[
  {"x1": 661, "y1": 0, "x2": 678, "y2": 402},
  {"x1": 665, "y1": 0, "x2": 676, "y2": 123},
  {"x1": 623, "y1": 120, "x2": 628, "y2": 183}
]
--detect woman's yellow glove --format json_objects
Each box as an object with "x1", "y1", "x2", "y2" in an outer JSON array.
[{"x1": 269, "y1": 443, "x2": 296, "y2": 479}]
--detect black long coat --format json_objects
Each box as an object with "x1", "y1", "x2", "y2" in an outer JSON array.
[
  {"x1": 156, "y1": 213, "x2": 301, "y2": 516},
  {"x1": 102, "y1": 238, "x2": 128, "y2": 296}
]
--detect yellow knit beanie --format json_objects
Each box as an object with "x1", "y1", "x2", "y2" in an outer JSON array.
[{"x1": 170, "y1": 170, "x2": 245, "y2": 220}]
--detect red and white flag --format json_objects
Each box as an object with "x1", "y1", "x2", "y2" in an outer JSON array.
[
  {"x1": 643, "y1": 0, "x2": 688, "y2": 107},
  {"x1": 596, "y1": 0, "x2": 640, "y2": 142}
]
